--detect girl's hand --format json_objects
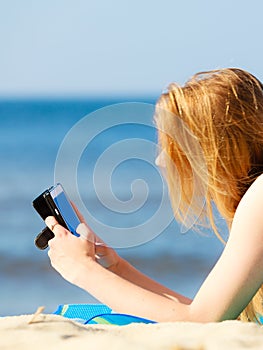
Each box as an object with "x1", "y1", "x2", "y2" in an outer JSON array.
[
  {"x1": 71, "y1": 202, "x2": 121, "y2": 272},
  {"x1": 46, "y1": 203, "x2": 121, "y2": 280},
  {"x1": 45, "y1": 216, "x2": 94, "y2": 284}
]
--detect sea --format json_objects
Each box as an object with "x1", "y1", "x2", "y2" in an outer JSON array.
[{"x1": 0, "y1": 97, "x2": 227, "y2": 316}]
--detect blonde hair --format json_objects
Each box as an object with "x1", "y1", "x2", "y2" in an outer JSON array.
[{"x1": 155, "y1": 68, "x2": 263, "y2": 323}]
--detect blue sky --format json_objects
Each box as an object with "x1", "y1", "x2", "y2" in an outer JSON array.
[{"x1": 0, "y1": 0, "x2": 262, "y2": 97}]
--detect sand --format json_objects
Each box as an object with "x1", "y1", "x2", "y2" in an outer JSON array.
[{"x1": 1, "y1": 313, "x2": 263, "y2": 350}]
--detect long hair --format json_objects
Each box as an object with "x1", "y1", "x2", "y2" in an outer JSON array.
[{"x1": 155, "y1": 68, "x2": 263, "y2": 322}]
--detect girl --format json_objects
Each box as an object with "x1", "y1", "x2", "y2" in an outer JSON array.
[{"x1": 46, "y1": 68, "x2": 263, "y2": 323}]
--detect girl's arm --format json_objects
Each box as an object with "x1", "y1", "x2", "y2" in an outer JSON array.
[
  {"x1": 115, "y1": 258, "x2": 192, "y2": 304},
  {"x1": 72, "y1": 203, "x2": 192, "y2": 305},
  {"x1": 46, "y1": 174, "x2": 263, "y2": 322}
]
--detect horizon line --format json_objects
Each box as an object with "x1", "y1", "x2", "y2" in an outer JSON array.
[{"x1": 0, "y1": 93, "x2": 159, "y2": 102}]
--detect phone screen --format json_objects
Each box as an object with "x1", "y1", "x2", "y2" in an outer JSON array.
[{"x1": 49, "y1": 183, "x2": 80, "y2": 236}]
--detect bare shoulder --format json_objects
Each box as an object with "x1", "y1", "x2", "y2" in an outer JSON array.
[
  {"x1": 231, "y1": 173, "x2": 263, "y2": 240},
  {"x1": 238, "y1": 173, "x2": 263, "y2": 206},
  {"x1": 247, "y1": 173, "x2": 263, "y2": 191}
]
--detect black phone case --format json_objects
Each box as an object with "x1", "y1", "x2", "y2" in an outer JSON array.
[
  {"x1": 34, "y1": 227, "x2": 54, "y2": 250},
  {"x1": 33, "y1": 188, "x2": 68, "y2": 250}
]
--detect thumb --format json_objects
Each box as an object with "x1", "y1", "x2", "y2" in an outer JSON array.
[
  {"x1": 45, "y1": 216, "x2": 68, "y2": 238},
  {"x1": 76, "y1": 223, "x2": 95, "y2": 244}
]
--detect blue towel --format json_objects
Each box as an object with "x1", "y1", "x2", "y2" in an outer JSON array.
[
  {"x1": 53, "y1": 303, "x2": 156, "y2": 325},
  {"x1": 85, "y1": 313, "x2": 156, "y2": 325}
]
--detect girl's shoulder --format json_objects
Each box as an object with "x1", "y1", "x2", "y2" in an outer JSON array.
[
  {"x1": 241, "y1": 173, "x2": 263, "y2": 203},
  {"x1": 231, "y1": 173, "x2": 263, "y2": 238}
]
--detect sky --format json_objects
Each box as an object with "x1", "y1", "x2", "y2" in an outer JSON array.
[{"x1": 0, "y1": 0, "x2": 262, "y2": 97}]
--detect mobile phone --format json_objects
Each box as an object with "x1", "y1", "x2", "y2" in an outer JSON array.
[{"x1": 33, "y1": 183, "x2": 81, "y2": 250}]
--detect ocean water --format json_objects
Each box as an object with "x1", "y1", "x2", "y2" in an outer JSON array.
[{"x1": 0, "y1": 98, "x2": 226, "y2": 316}]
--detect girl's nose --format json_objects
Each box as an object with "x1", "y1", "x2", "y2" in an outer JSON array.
[{"x1": 155, "y1": 150, "x2": 166, "y2": 168}]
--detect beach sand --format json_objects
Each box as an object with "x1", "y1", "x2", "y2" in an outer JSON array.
[{"x1": 1, "y1": 313, "x2": 263, "y2": 349}]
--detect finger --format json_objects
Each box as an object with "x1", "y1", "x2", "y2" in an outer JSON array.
[
  {"x1": 95, "y1": 242, "x2": 109, "y2": 256},
  {"x1": 48, "y1": 238, "x2": 54, "y2": 249},
  {"x1": 95, "y1": 255, "x2": 113, "y2": 268},
  {"x1": 70, "y1": 201, "x2": 86, "y2": 223},
  {"x1": 47, "y1": 246, "x2": 53, "y2": 256},
  {"x1": 47, "y1": 248, "x2": 56, "y2": 268},
  {"x1": 76, "y1": 223, "x2": 95, "y2": 243},
  {"x1": 94, "y1": 234, "x2": 106, "y2": 245},
  {"x1": 95, "y1": 247, "x2": 115, "y2": 269},
  {"x1": 45, "y1": 216, "x2": 67, "y2": 237}
]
